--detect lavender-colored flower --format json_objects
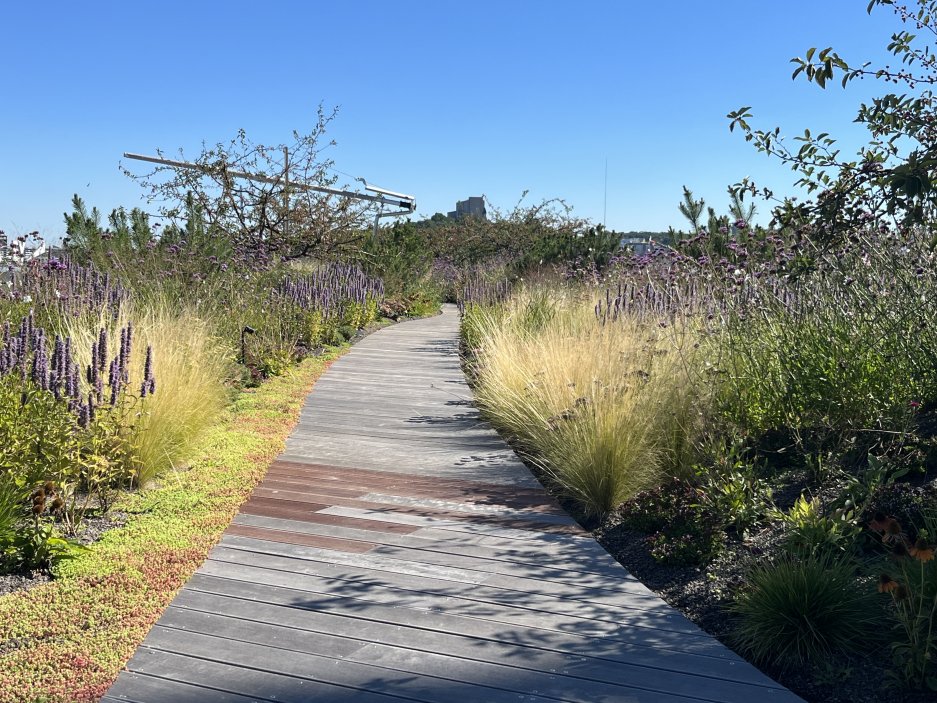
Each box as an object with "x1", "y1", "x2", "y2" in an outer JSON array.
[
  {"x1": 65, "y1": 362, "x2": 75, "y2": 399},
  {"x1": 119, "y1": 327, "x2": 130, "y2": 384},
  {"x1": 97, "y1": 328, "x2": 108, "y2": 372},
  {"x1": 31, "y1": 346, "x2": 48, "y2": 391}
]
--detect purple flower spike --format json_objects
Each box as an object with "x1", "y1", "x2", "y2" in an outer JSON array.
[
  {"x1": 143, "y1": 345, "x2": 153, "y2": 383},
  {"x1": 97, "y1": 329, "x2": 108, "y2": 372}
]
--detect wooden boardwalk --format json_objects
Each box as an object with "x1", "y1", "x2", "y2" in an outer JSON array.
[{"x1": 104, "y1": 305, "x2": 802, "y2": 703}]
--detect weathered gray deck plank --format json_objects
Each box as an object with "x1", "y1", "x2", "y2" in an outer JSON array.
[
  {"x1": 229, "y1": 512, "x2": 637, "y2": 577},
  {"x1": 106, "y1": 305, "x2": 803, "y2": 702},
  {"x1": 139, "y1": 627, "x2": 573, "y2": 703},
  {"x1": 168, "y1": 587, "x2": 771, "y2": 685},
  {"x1": 198, "y1": 551, "x2": 706, "y2": 641},
  {"x1": 214, "y1": 534, "x2": 693, "y2": 612},
  {"x1": 155, "y1": 606, "x2": 777, "y2": 703}
]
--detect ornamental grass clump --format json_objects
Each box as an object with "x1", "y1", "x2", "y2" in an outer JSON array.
[
  {"x1": 469, "y1": 290, "x2": 708, "y2": 518},
  {"x1": 61, "y1": 299, "x2": 231, "y2": 485},
  {"x1": 731, "y1": 552, "x2": 885, "y2": 670}
]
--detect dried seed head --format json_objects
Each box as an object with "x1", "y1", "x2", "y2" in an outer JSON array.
[{"x1": 878, "y1": 574, "x2": 899, "y2": 593}]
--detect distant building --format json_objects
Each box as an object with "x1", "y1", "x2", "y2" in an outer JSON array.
[
  {"x1": 620, "y1": 236, "x2": 654, "y2": 256},
  {"x1": 447, "y1": 196, "x2": 487, "y2": 221},
  {"x1": 0, "y1": 232, "x2": 50, "y2": 270}
]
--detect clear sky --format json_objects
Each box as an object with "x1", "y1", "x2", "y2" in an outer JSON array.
[{"x1": 0, "y1": 1, "x2": 907, "y2": 240}]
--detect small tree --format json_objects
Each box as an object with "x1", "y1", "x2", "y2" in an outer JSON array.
[
  {"x1": 728, "y1": 0, "x2": 937, "y2": 239},
  {"x1": 677, "y1": 186, "x2": 706, "y2": 233},
  {"x1": 122, "y1": 105, "x2": 371, "y2": 264},
  {"x1": 424, "y1": 193, "x2": 592, "y2": 268},
  {"x1": 727, "y1": 188, "x2": 756, "y2": 226},
  {"x1": 64, "y1": 196, "x2": 154, "y2": 266}
]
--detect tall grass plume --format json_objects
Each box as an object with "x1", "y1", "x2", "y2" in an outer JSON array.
[
  {"x1": 467, "y1": 290, "x2": 708, "y2": 518},
  {"x1": 61, "y1": 298, "x2": 232, "y2": 484}
]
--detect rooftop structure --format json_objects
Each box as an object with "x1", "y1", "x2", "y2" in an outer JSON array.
[{"x1": 447, "y1": 196, "x2": 487, "y2": 221}]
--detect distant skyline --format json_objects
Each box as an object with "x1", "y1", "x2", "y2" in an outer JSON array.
[{"x1": 0, "y1": 1, "x2": 904, "y2": 241}]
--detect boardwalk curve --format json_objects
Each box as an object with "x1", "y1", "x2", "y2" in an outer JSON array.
[{"x1": 105, "y1": 305, "x2": 803, "y2": 703}]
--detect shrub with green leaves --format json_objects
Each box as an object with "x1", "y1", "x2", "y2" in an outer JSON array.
[
  {"x1": 693, "y1": 461, "x2": 773, "y2": 539},
  {"x1": 720, "y1": 271, "x2": 930, "y2": 445},
  {"x1": 619, "y1": 477, "x2": 726, "y2": 566},
  {"x1": 731, "y1": 553, "x2": 885, "y2": 670},
  {"x1": 773, "y1": 494, "x2": 862, "y2": 559}
]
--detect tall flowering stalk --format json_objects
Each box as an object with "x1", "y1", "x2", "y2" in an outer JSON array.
[
  {"x1": 11, "y1": 257, "x2": 127, "y2": 320},
  {"x1": 0, "y1": 311, "x2": 156, "y2": 432},
  {"x1": 276, "y1": 263, "x2": 384, "y2": 322},
  {"x1": 871, "y1": 514, "x2": 937, "y2": 691}
]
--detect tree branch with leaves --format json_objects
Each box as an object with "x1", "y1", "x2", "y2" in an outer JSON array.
[{"x1": 122, "y1": 105, "x2": 372, "y2": 265}]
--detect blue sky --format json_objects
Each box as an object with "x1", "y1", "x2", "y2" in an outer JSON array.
[{"x1": 0, "y1": 1, "x2": 906, "y2": 240}]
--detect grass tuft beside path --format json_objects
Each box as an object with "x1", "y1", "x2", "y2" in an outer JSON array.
[{"x1": 0, "y1": 349, "x2": 345, "y2": 703}]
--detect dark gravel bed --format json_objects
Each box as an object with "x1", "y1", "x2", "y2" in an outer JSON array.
[
  {"x1": 74, "y1": 510, "x2": 128, "y2": 546},
  {"x1": 0, "y1": 569, "x2": 51, "y2": 598},
  {"x1": 593, "y1": 496, "x2": 935, "y2": 703}
]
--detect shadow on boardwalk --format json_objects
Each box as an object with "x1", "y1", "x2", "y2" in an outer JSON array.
[{"x1": 104, "y1": 305, "x2": 803, "y2": 703}]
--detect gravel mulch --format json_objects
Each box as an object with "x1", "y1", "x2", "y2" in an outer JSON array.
[{"x1": 593, "y1": 488, "x2": 936, "y2": 703}]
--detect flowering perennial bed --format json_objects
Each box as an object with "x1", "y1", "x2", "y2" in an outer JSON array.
[{"x1": 0, "y1": 349, "x2": 344, "y2": 703}]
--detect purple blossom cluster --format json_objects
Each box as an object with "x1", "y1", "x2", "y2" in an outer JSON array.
[
  {"x1": 596, "y1": 222, "x2": 935, "y2": 329},
  {"x1": 276, "y1": 263, "x2": 383, "y2": 318},
  {"x1": 0, "y1": 311, "x2": 83, "y2": 404},
  {"x1": 83, "y1": 322, "x2": 156, "y2": 425},
  {"x1": 17, "y1": 257, "x2": 127, "y2": 319},
  {"x1": 0, "y1": 311, "x2": 156, "y2": 430}
]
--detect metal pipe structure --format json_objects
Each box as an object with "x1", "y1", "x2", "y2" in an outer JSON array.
[{"x1": 122, "y1": 152, "x2": 416, "y2": 214}]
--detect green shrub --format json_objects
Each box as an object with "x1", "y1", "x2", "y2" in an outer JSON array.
[
  {"x1": 404, "y1": 289, "x2": 442, "y2": 318},
  {"x1": 0, "y1": 476, "x2": 18, "y2": 550},
  {"x1": 619, "y1": 477, "x2": 726, "y2": 566},
  {"x1": 720, "y1": 266, "x2": 935, "y2": 451},
  {"x1": 731, "y1": 553, "x2": 885, "y2": 670},
  {"x1": 693, "y1": 461, "x2": 773, "y2": 539},
  {"x1": 0, "y1": 376, "x2": 82, "y2": 490},
  {"x1": 258, "y1": 350, "x2": 295, "y2": 379},
  {"x1": 773, "y1": 494, "x2": 862, "y2": 559}
]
